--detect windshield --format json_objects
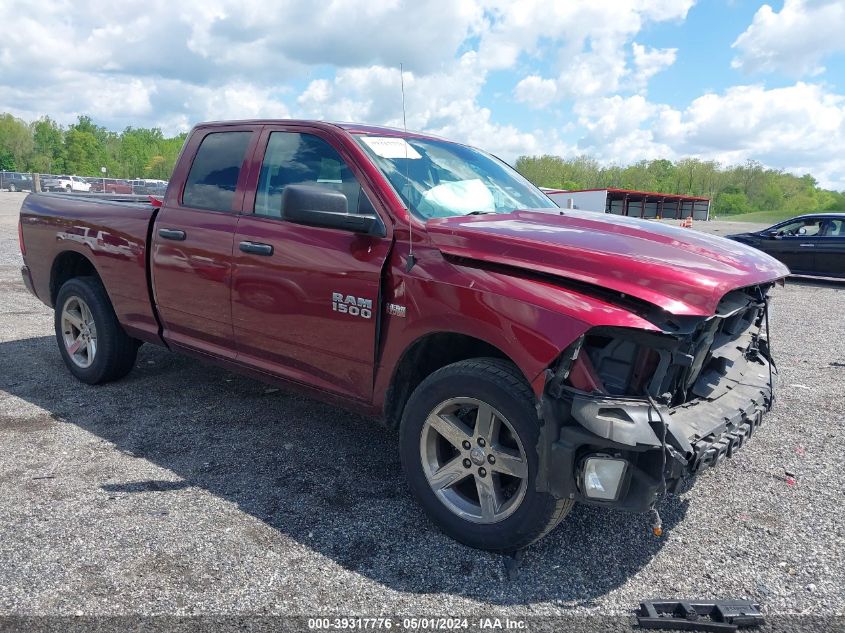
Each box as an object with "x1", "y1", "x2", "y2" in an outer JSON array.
[{"x1": 354, "y1": 134, "x2": 556, "y2": 219}]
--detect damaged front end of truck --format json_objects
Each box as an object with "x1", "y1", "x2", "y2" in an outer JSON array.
[{"x1": 536, "y1": 283, "x2": 777, "y2": 512}]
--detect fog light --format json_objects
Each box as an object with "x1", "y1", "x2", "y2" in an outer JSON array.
[{"x1": 582, "y1": 456, "x2": 627, "y2": 501}]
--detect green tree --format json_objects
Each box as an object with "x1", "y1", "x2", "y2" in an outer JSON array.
[
  {"x1": 31, "y1": 117, "x2": 66, "y2": 173},
  {"x1": 0, "y1": 148, "x2": 15, "y2": 171},
  {"x1": 713, "y1": 186, "x2": 751, "y2": 215},
  {"x1": 514, "y1": 151, "x2": 845, "y2": 216},
  {"x1": 64, "y1": 128, "x2": 101, "y2": 175},
  {"x1": 0, "y1": 114, "x2": 34, "y2": 170},
  {"x1": 119, "y1": 126, "x2": 166, "y2": 177},
  {"x1": 3, "y1": 110, "x2": 845, "y2": 214}
]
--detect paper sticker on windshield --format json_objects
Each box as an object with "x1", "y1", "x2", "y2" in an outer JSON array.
[{"x1": 361, "y1": 136, "x2": 421, "y2": 159}]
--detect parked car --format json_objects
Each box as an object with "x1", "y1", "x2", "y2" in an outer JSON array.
[
  {"x1": 727, "y1": 214, "x2": 845, "y2": 278},
  {"x1": 18, "y1": 119, "x2": 789, "y2": 552},
  {"x1": 91, "y1": 179, "x2": 133, "y2": 194},
  {"x1": 42, "y1": 175, "x2": 92, "y2": 193},
  {"x1": 0, "y1": 171, "x2": 34, "y2": 192},
  {"x1": 130, "y1": 179, "x2": 168, "y2": 196}
]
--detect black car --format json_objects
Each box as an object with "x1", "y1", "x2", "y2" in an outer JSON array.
[
  {"x1": 0, "y1": 171, "x2": 34, "y2": 192},
  {"x1": 727, "y1": 213, "x2": 845, "y2": 278}
]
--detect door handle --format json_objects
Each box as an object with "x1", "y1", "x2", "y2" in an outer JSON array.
[
  {"x1": 239, "y1": 241, "x2": 274, "y2": 256},
  {"x1": 799, "y1": 243, "x2": 815, "y2": 247},
  {"x1": 158, "y1": 228, "x2": 186, "y2": 241}
]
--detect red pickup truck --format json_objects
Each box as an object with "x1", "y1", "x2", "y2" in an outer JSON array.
[
  {"x1": 18, "y1": 120, "x2": 789, "y2": 551},
  {"x1": 90, "y1": 178, "x2": 134, "y2": 194}
]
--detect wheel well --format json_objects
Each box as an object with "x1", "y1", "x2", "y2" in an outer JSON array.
[
  {"x1": 50, "y1": 251, "x2": 99, "y2": 306},
  {"x1": 383, "y1": 333, "x2": 510, "y2": 428}
]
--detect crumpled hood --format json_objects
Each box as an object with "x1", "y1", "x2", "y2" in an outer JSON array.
[{"x1": 426, "y1": 210, "x2": 789, "y2": 316}]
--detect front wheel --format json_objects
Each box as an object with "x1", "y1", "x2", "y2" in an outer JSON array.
[
  {"x1": 54, "y1": 277, "x2": 139, "y2": 384},
  {"x1": 400, "y1": 358, "x2": 573, "y2": 552}
]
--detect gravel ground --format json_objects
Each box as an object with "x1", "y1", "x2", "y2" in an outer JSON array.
[{"x1": 0, "y1": 192, "x2": 843, "y2": 630}]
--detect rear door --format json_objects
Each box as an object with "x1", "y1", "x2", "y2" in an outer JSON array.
[
  {"x1": 815, "y1": 218, "x2": 845, "y2": 276},
  {"x1": 151, "y1": 127, "x2": 258, "y2": 358},
  {"x1": 231, "y1": 126, "x2": 392, "y2": 400}
]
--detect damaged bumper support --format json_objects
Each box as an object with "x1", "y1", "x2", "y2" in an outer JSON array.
[{"x1": 538, "y1": 362, "x2": 773, "y2": 511}]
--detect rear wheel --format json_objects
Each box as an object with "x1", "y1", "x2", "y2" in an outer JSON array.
[
  {"x1": 54, "y1": 277, "x2": 138, "y2": 384},
  {"x1": 400, "y1": 358, "x2": 573, "y2": 552},
  {"x1": 65, "y1": 184, "x2": 72, "y2": 193},
  {"x1": 8, "y1": 183, "x2": 16, "y2": 192}
]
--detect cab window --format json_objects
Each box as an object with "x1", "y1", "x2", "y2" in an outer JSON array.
[
  {"x1": 254, "y1": 132, "x2": 374, "y2": 218},
  {"x1": 183, "y1": 131, "x2": 252, "y2": 212},
  {"x1": 820, "y1": 219, "x2": 844, "y2": 236}
]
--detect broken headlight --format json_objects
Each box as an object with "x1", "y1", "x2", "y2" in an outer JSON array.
[{"x1": 549, "y1": 327, "x2": 673, "y2": 399}]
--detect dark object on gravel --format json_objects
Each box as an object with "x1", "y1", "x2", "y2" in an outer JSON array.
[{"x1": 636, "y1": 599, "x2": 764, "y2": 631}]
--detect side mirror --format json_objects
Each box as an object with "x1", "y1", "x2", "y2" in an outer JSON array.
[
  {"x1": 763, "y1": 229, "x2": 781, "y2": 239},
  {"x1": 281, "y1": 184, "x2": 385, "y2": 237}
]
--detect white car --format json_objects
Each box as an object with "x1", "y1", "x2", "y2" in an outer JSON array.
[{"x1": 44, "y1": 175, "x2": 92, "y2": 193}]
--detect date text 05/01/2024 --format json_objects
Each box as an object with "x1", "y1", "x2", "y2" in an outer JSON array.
[{"x1": 307, "y1": 617, "x2": 527, "y2": 630}]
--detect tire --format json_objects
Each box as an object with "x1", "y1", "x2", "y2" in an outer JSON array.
[
  {"x1": 8, "y1": 184, "x2": 16, "y2": 192},
  {"x1": 400, "y1": 358, "x2": 573, "y2": 552},
  {"x1": 65, "y1": 185, "x2": 72, "y2": 193},
  {"x1": 54, "y1": 277, "x2": 139, "y2": 384}
]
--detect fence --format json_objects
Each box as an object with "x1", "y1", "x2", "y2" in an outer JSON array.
[{"x1": 0, "y1": 171, "x2": 168, "y2": 196}]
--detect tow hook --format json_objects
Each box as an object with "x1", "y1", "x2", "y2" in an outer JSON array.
[{"x1": 650, "y1": 508, "x2": 663, "y2": 537}]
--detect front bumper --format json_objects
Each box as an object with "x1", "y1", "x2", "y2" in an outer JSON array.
[{"x1": 537, "y1": 354, "x2": 774, "y2": 512}]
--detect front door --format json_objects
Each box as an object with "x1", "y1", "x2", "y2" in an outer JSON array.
[
  {"x1": 764, "y1": 217, "x2": 824, "y2": 273},
  {"x1": 232, "y1": 128, "x2": 392, "y2": 400},
  {"x1": 151, "y1": 128, "x2": 256, "y2": 358}
]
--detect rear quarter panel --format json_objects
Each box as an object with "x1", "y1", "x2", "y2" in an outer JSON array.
[{"x1": 20, "y1": 193, "x2": 162, "y2": 343}]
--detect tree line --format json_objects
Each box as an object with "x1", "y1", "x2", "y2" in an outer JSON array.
[
  {"x1": 515, "y1": 155, "x2": 845, "y2": 215},
  {"x1": 3, "y1": 111, "x2": 844, "y2": 214},
  {"x1": 0, "y1": 113, "x2": 186, "y2": 180}
]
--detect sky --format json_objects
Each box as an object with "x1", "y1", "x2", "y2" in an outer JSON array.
[{"x1": 1, "y1": 0, "x2": 845, "y2": 188}]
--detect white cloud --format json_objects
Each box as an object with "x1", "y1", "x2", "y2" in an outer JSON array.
[
  {"x1": 0, "y1": 0, "x2": 484, "y2": 130},
  {"x1": 0, "y1": 0, "x2": 691, "y2": 135},
  {"x1": 568, "y1": 82, "x2": 845, "y2": 188},
  {"x1": 732, "y1": 0, "x2": 845, "y2": 77},
  {"x1": 573, "y1": 95, "x2": 676, "y2": 163},
  {"x1": 3, "y1": 0, "x2": 484, "y2": 78},
  {"x1": 294, "y1": 54, "x2": 565, "y2": 162},
  {"x1": 3, "y1": 0, "x2": 845, "y2": 189},
  {"x1": 514, "y1": 76, "x2": 558, "y2": 108},
  {"x1": 479, "y1": 0, "x2": 693, "y2": 70},
  {"x1": 668, "y1": 82, "x2": 845, "y2": 182},
  {"x1": 482, "y1": 0, "x2": 691, "y2": 103},
  {"x1": 631, "y1": 43, "x2": 677, "y2": 91}
]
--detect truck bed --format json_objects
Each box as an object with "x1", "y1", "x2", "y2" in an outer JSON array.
[{"x1": 19, "y1": 192, "x2": 163, "y2": 344}]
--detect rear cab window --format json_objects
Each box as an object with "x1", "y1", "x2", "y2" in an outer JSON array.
[{"x1": 183, "y1": 131, "x2": 253, "y2": 212}]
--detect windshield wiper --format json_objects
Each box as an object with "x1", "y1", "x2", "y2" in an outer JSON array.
[{"x1": 466, "y1": 210, "x2": 496, "y2": 215}]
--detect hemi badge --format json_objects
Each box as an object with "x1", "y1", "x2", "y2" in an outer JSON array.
[{"x1": 386, "y1": 303, "x2": 407, "y2": 317}]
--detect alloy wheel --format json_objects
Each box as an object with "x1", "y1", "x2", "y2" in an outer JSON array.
[
  {"x1": 419, "y1": 397, "x2": 529, "y2": 524},
  {"x1": 61, "y1": 296, "x2": 97, "y2": 368}
]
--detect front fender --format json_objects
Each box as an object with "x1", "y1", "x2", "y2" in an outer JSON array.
[{"x1": 373, "y1": 251, "x2": 659, "y2": 405}]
